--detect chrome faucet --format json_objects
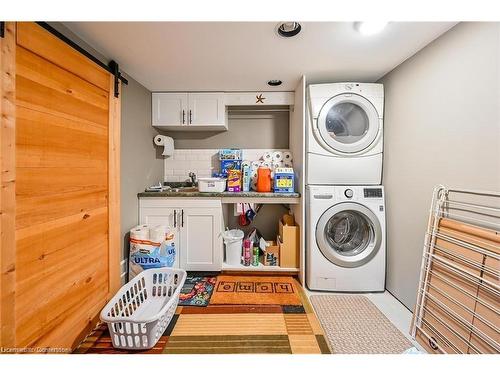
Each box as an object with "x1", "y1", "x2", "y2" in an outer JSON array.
[{"x1": 188, "y1": 172, "x2": 197, "y2": 186}]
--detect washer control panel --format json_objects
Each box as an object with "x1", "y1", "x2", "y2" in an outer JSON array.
[
  {"x1": 344, "y1": 189, "x2": 354, "y2": 198},
  {"x1": 364, "y1": 188, "x2": 383, "y2": 198}
]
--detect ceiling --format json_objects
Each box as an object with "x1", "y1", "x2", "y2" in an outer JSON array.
[{"x1": 63, "y1": 22, "x2": 456, "y2": 91}]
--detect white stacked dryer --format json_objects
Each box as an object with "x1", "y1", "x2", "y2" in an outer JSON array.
[
  {"x1": 306, "y1": 82, "x2": 384, "y2": 185},
  {"x1": 305, "y1": 82, "x2": 386, "y2": 292}
]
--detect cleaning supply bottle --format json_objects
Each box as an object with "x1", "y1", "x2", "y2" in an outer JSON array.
[
  {"x1": 256, "y1": 167, "x2": 272, "y2": 192},
  {"x1": 252, "y1": 245, "x2": 259, "y2": 266},
  {"x1": 243, "y1": 239, "x2": 251, "y2": 266}
]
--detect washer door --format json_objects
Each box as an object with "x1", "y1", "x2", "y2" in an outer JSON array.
[
  {"x1": 315, "y1": 202, "x2": 382, "y2": 268},
  {"x1": 317, "y1": 93, "x2": 380, "y2": 154}
]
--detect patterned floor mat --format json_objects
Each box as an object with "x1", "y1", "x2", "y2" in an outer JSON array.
[
  {"x1": 179, "y1": 276, "x2": 216, "y2": 307},
  {"x1": 74, "y1": 278, "x2": 330, "y2": 354}
]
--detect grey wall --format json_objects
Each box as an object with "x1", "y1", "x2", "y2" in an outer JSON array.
[
  {"x1": 120, "y1": 76, "x2": 164, "y2": 260},
  {"x1": 163, "y1": 107, "x2": 289, "y2": 149},
  {"x1": 48, "y1": 23, "x2": 163, "y2": 266},
  {"x1": 379, "y1": 22, "x2": 500, "y2": 309}
]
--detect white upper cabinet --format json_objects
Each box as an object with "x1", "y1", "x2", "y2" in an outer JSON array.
[
  {"x1": 188, "y1": 93, "x2": 226, "y2": 126},
  {"x1": 152, "y1": 93, "x2": 188, "y2": 127},
  {"x1": 152, "y1": 92, "x2": 227, "y2": 130}
]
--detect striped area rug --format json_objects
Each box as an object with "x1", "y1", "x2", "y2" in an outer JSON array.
[{"x1": 75, "y1": 277, "x2": 330, "y2": 354}]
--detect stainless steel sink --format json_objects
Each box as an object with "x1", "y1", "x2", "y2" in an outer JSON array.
[
  {"x1": 169, "y1": 187, "x2": 198, "y2": 193},
  {"x1": 162, "y1": 182, "x2": 198, "y2": 193}
]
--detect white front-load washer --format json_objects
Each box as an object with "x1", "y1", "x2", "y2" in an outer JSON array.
[
  {"x1": 306, "y1": 82, "x2": 384, "y2": 185},
  {"x1": 306, "y1": 185, "x2": 386, "y2": 292}
]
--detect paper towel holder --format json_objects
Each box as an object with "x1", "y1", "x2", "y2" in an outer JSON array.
[{"x1": 153, "y1": 134, "x2": 175, "y2": 157}]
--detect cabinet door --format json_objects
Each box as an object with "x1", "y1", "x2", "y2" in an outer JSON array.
[
  {"x1": 139, "y1": 207, "x2": 181, "y2": 269},
  {"x1": 179, "y1": 207, "x2": 223, "y2": 271},
  {"x1": 188, "y1": 92, "x2": 225, "y2": 126},
  {"x1": 152, "y1": 93, "x2": 188, "y2": 127}
]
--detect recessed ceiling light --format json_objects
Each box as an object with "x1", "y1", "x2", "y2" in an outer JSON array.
[
  {"x1": 267, "y1": 80, "x2": 283, "y2": 86},
  {"x1": 276, "y1": 22, "x2": 301, "y2": 38},
  {"x1": 355, "y1": 22, "x2": 388, "y2": 36}
]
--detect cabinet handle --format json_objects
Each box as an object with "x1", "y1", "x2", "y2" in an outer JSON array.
[
  {"x1": 189, "y1": 110, "x2": 192, "y2": 124},
  {"x1": 182, "y1": 110, "x2": 185, "y2": 124},
  {"x1": 173, "y1": 210, "x2": 177, "y2": 228},
  {"x1": 181, "y1": 209, "x2": 184, "y2": 227}
]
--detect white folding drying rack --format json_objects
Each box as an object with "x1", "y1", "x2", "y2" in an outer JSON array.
[{"x1": 410, "y1": 185, "x2": 500, "y2": 354}]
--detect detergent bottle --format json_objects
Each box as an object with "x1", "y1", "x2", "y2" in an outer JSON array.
[{"x1": 256, "y1": 167, "x2": 272, "y2": 192}]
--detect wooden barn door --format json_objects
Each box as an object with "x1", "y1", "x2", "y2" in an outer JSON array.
[{"x1": 0, "y1": 22, "x2": 120, "y2": 351}]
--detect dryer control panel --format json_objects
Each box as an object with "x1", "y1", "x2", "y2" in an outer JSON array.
[{"x1": 364, "y1": 188, "x2": 383, "y2": 198}]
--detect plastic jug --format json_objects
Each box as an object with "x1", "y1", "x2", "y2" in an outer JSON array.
[
  {"x1": 222, "y1": 229, "x2": 244, "y2": 266},
  {"x1": 257, "y1": 167, "x2": 272, "y2": 192}
]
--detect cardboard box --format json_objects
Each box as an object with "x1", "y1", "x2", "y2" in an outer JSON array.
[
  {"x1": 220, "y1": 159, "x2": 242, "y2": 177},
  {"x1": 260, "y1": 239, "x2": 280, "y2": 266},
  {"x1": 273, "y1": 167, "x2": 295, "y2": 193},
  {"x1": 279, "y1": 218, "x2": 299, "y2": 268},
  {"x1": 219, "y1": 148, "x2": 242, "y2": 160}
]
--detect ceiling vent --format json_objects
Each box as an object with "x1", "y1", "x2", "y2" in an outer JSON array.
[{"x1": 276, "y1": 22, "x2": 302, "y2": 38}]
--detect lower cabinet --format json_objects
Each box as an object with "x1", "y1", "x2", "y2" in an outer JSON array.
[
  {"x1": 180, "y1": 207, "x2": 223, "y2": 271},
  {"x1": 139, "y1": 198, "x2": 223, "y2": 271}
]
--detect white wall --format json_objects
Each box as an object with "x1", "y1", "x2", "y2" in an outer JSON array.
[{"x1": 379, "y1": 22, "x2": 500, "y2": 309}]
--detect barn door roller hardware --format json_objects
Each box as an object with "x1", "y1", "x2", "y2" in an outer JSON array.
[
  {"x1": 0, "y1": 22, "x2": 5, "y2": 38},
  {"x1": 108, "y1": 60, "x2": 125, "y2": 98},
  {"x1": 35, "y1": 22, "x2": 128, "y2": 97}
]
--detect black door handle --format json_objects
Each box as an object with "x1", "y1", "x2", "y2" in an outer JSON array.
[
  {"x1": 181, "y1": 209, "x2": 184, "y2": 227},
  {"x1": 173, "y1": 210, "x2": 177, "y2": 228}
]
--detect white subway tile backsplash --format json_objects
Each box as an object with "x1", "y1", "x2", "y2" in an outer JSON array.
[{"x1": 163, "y1": 148, "x2": 290, "y2": 182}]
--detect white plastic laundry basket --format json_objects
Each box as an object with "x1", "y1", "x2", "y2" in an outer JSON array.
[
  {"x1": 100, "y1": 267, "x2": 186, "y2": 350},
  {"x1": 222, "y1": 229, "x2": 244, "y2": 266}
]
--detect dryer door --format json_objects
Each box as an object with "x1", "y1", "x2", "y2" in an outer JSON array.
[
  {"x1": 317, "y1": 93, "x2": 380, "y2": 154},
  {"x1": 315, "y1": 202, "x2": 382, "y2": 268}
]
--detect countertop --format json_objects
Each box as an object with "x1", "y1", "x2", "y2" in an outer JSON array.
[{"x1": 138, "y1": 190, "x2": 300, "y2": 199}]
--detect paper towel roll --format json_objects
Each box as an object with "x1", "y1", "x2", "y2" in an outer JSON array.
[
  {"x1": 262, "y1": 152, "x2": 273, "y2": 162},
  {"x1": 154, "y1": 135, "x2": 175, "y2": 157},
  {"x1": 283, "y1": 151, "x2": 293, "y2": 162},
  {"x1": 261, "y1": 161, "x2": 272, "y2": 168},
  {"x1": 130, "y1": 225, "x2": 150, "y2": 241},
  {"x1": 272, "y1": 162, "x2": 283, "y2": 170},
  {"x1": 150, "y1": 225, "x2": 167, "y2": 243},
  {"x1": 283, "y1": 161, "x2": 293, "y2": 168},
  {"x1": 272, "y1": 151, "x2": 284, "y2": 162}
]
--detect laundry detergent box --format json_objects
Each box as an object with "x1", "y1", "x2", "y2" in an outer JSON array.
[
  {"x1": 220, "y1": 159, "x2": 242, "y2": 177},
  {"x1": 227, "y1": 169, "x2": 242, "y2": 192},
  {"x1": 129, "y1": 224, "x2": 176, "y2": 279},
  {"x1": 273, "y1": 167, "x2": 295, "y2": 193},
  {"x1": 219, "y1": 148, "x2": 242, "y2": 160}
]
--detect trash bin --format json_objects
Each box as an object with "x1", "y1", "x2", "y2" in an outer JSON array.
[{"x1": 222, "y1": 229, "x2": 244, "y2": 266}]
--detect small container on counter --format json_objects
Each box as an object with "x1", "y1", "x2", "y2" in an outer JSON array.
[
  {"x1": 227, "y1": 169, "x2": 242, "y2": 192},
  {"x1": 273, "y1": 167, "x2": 295, "y2": 193},
  {"x1": 256, "y1": 167, "x2": 272, "y2": 192},
  {"x1": 220, "y1": 159, "x2": 242, "y2": 177},
  {"x1": 242, "y1": 164, "x2": 251, "y2": 192},
  {"x1": 219, "y1": 148, "x2": 243, "y2": 160}
]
